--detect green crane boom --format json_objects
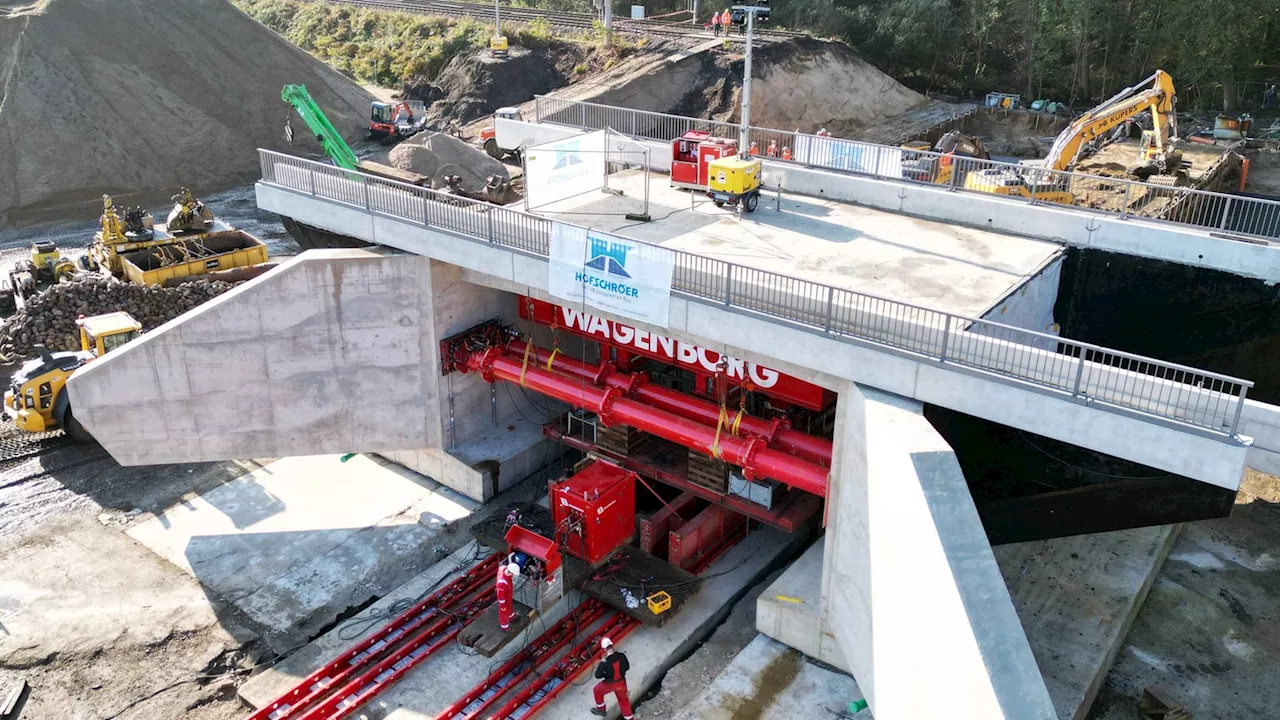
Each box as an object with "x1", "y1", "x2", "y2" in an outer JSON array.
[{"x1": 281, "y1": 84, "x2": 359, "y2": 171}]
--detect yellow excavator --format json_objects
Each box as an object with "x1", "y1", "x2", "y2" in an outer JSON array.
[
  {"x1": 4, "y1": 312, "x2": 142, "y2": 441},
  {"x1": 901, "y1": 130, "x2": 991, "y2": 186},
  {"x1": 964, "y1": 70, "x2": 1184, "y2": 199}
]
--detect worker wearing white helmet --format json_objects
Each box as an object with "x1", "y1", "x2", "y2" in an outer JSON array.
[
  {"x1": 591, "y1": 636, "x2": 633, "y2": 718},
  {"x1": 496, "y1": 559, "x2": 519, "y2": 632}
]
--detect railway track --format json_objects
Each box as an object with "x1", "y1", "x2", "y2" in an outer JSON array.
[{"x1": 329, "y1": 0, "x2": 806, "y2": 45}]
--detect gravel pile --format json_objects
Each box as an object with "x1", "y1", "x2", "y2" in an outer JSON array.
[{"x1": 0, "y1": 275, "x2": 238, "y2": 359}]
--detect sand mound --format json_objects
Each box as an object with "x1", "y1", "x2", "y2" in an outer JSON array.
[
  {"x1": 0, "y1": 0, "x2": 372, "y2": 224},
  {"x1": 388, "y1": 132, "x2": 508, "y2": 189}
]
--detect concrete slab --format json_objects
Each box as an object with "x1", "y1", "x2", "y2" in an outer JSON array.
[
  {"x1": 536, "y1": 169, "x2": 1063, "y2": 318},
  {"x1": 995, "y1": 524, "x2": 1180, "y2": 720},
  {"x1": 127, "y1": 453, "x2": 477, "y2": 652},
  {"x1": 673, "y1": 634, "x2": 866, "y2": 720},
  {"x1": 756, "y1": 541, "x2": 848, "y2": 671},
  {"x1": 240, "y1": 525, "x2": 809, "y2": 719}
]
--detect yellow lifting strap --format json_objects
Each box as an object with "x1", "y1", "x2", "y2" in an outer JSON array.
[
  {"x1": 711, "y1": 404, "x2": 730, "y2": 460},
  {"x1": 519, "y1": 341, "x2": 533, "y2": 387},
  {"x1": 731, "y1": 409, "x2": 745, "y2": 436},
  {"x1": 545, "y1": 347, "x2": 561, "y2": 371}
]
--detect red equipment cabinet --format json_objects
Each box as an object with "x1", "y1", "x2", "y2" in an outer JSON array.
[
  {"x1": 671, "y1": 131, "x2": 738, "y2": 190},
  {"x1": 550, "y1": 460, "x2": 637, "y2": 566}
]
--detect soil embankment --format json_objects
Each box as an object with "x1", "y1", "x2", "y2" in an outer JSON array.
[{"x1": 0, "y1": 0, "x2": 372, "y2": 224}]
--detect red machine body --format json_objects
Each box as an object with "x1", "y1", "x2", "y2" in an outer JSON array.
[
  {"x1": 550, "y1": 461, "x2": 637, "y2": 565},
  {"x1": 671, "y1": 131, "x2": 738, "y2": 190}
]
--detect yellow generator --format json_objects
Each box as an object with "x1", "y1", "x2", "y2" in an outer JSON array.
[
  {"x1": 489, "y1": 35, "x2": 509, "y2": 57},
  {"x1": 707, "y1": 156, "x2": 763, "y2": 213},
  {"x1": 4, "y1": 312, "x2": 142, "y2": 441}
]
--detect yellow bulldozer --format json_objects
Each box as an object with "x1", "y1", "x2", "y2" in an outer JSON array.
[{"x1": 4, "y1": 312, "x2": 142, "y2": 441}]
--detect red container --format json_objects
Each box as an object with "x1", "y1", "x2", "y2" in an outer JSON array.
[
  {"x1": 550, "y1": 460, "x2": 637, "y2": 565},
  {"x1": 671, "y1": 131, "x2": 737, "y2": 190}
]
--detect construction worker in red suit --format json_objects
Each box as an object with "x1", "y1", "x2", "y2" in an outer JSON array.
[
  {"x1": 496, "y1": 560, "x2": 519, "y2": 631},
  {"x1": 591, "y1": 637, "x2": 632, "y2": 718}
]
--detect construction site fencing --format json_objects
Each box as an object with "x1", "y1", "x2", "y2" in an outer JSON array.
[
  {"x1": 532, "y1": 96, "x2": 1280, "y2": 241},
  {"x1": 258, "y1": 149, "x2": 1253, "y2": 439}
]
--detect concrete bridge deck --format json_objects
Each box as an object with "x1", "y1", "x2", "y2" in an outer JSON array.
[{"x1": 159, "y1": 152, "x2": 1255, "y2": 490}]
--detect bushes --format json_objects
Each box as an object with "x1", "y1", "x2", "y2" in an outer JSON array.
[{"x1": 234, "y1": 0, "x2": 489, "y2": 87}]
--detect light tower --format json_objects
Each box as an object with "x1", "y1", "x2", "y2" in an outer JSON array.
[{"x1": 732, "y1": 2, "x2": 770, "y2": 153}]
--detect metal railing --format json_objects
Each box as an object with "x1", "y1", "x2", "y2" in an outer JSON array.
[
  {"x1": 258, "y1": 149, "x2": 1253, "y2": 438},
  {"x1": 532, "y1": 96, "x2": 1280, "y2": 241}
]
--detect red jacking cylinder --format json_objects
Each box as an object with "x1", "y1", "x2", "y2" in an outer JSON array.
[{"x1": 467, "y1": 347, "x2": 829, "y2": 497}]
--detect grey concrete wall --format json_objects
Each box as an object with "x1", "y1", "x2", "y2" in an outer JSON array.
[
  {"x1": 69, "y1": 250, "x2": 444, "y2": 464},
  {"x1": 499, "y1": 119, "x2": 1280, "y2": 283},
  {"x1": 979, "y1": 254, "x2": 1064, "y2": 337},
  {"x1": 822, "y1": 384, "x2": 1056, "y2": 719},
  {"x1": 256, "y1": 181, "x2": 1253, "y2": 490}
]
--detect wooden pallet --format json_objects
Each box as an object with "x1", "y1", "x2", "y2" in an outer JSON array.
[
  {"x1": 596, "y1": 423, "x2": 653, "y2": 457},
  {"x1": 686, "y1": 448, "x2": 729, "y2": 493}
]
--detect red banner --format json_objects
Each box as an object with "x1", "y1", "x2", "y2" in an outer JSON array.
[{"x1": 518, "y1": 297, "x2": 833, "y2": 411}]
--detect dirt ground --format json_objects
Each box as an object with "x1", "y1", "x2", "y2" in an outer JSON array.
[
  {"x1": 1244, "y1": 148, "x2": 1280, "y2": 197},
  {"x1": 1087, "y1": 470, "x2": 1280, "y2": 720},
  {"x1": 0, "y1": 427, "x2": 265, "y2": 719},
  {"x1": 962, "y1": 109, "x2": 1070, "y2": 159}
]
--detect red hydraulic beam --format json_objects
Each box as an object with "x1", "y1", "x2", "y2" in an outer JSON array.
[
  {"x1": 466, "y1": 348, "x2": 829, "y2": 497},
  {"x1": 246, "y1": 554, "x2": 499, "y2": 720},
  {"x1": 488, "y1": 611, "x2": 642, "y2": 720},
  {"x1": 505, "y1": 340, "x2": 833, "y2": 467},
  {"x1": 293, "y1": 594, "x2": 493, "y2": 720},
  {"x1": 435, "y1": 600, "x2": 611, "y2": 720}
]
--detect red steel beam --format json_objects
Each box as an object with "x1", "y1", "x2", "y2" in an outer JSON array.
[
  {"x1": 504, "y1": 340, "x2": 833, "y2": 468},
  {"x1": 293, "y1": 594, "x2": 494, "y2": 720},
  {"x1": 639, "y1": 491, "x2": 698, "y2": 556},
  {"x1": 669, "y1": 504, "x2": 747, "y2": 571},
  {"x1": 435, "y1": 600, "x2": 610, "y2": 720},
  {"x1": 488, "y1": 612, "x2": 642, "y2": 720},
  {"x1": 246, "y1": 554, "x2": 499, "y2": 720},
  {"x1": 465, "y1": 348, "x2": 829, "y2": 496}
]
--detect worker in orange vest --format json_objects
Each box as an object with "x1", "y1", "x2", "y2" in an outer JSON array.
[
  {"x1": 766, "y1": 140, "x2": 778, "y2": 157},
  {"x1": 721, "y1": 9, "x2": 733, "y2": 34},
  {"x1": 496, "y1": 559, "x2": 519, "y2": 631},
  {"x1": 782, "y1": 145, "x2": 792, "y2": 161},
  {"x1": 748, "y1": 140, "x2": 759, "y2": 157}
]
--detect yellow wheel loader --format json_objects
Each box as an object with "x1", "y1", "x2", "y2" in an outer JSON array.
[{"x1": 4, "y1": 312, "x2": 142, "y2": 442}]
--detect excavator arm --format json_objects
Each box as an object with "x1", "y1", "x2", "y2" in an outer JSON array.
[
  {"x1": 1043, "y1": 70, "x2": 1177, "y2": 172},
  {"x1": 281, "y1": 84, "x2": 359, "y2": 171}
]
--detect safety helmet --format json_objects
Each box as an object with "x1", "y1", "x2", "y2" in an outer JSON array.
[
  {"x1": 507, "y1": 562, "x2": 521, "y2": 577},
  {"x1": 600, "y1": 637, "x2": 613, "y2": 650}
]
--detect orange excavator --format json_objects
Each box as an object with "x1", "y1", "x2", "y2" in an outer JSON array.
[{"x1": 368, "y1": 100, "x2": 428, "y2": 144}]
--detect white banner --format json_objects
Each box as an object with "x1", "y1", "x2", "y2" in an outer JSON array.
[
  {"x1": 525, "y1": 130, "x2": 607, "y2": 208},
  {"x1": 548, "y1": 223, "x2": 674, "y2": 327},
  {"x1": 794, "y1": 135, "x2": 904, "y2": 178}
]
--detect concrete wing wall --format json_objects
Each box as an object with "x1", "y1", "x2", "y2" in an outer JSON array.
[
  {"x1": 823, "y1": 383, "x2": 1057, "y2": 719},
  {"x1": 68, "y1": 250, "x2": 444, "y2": 465}
]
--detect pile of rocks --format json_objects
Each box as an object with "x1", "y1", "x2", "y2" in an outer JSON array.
[{"x1": 0, "y1": 274, "x2": 238, "y2": 359}]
